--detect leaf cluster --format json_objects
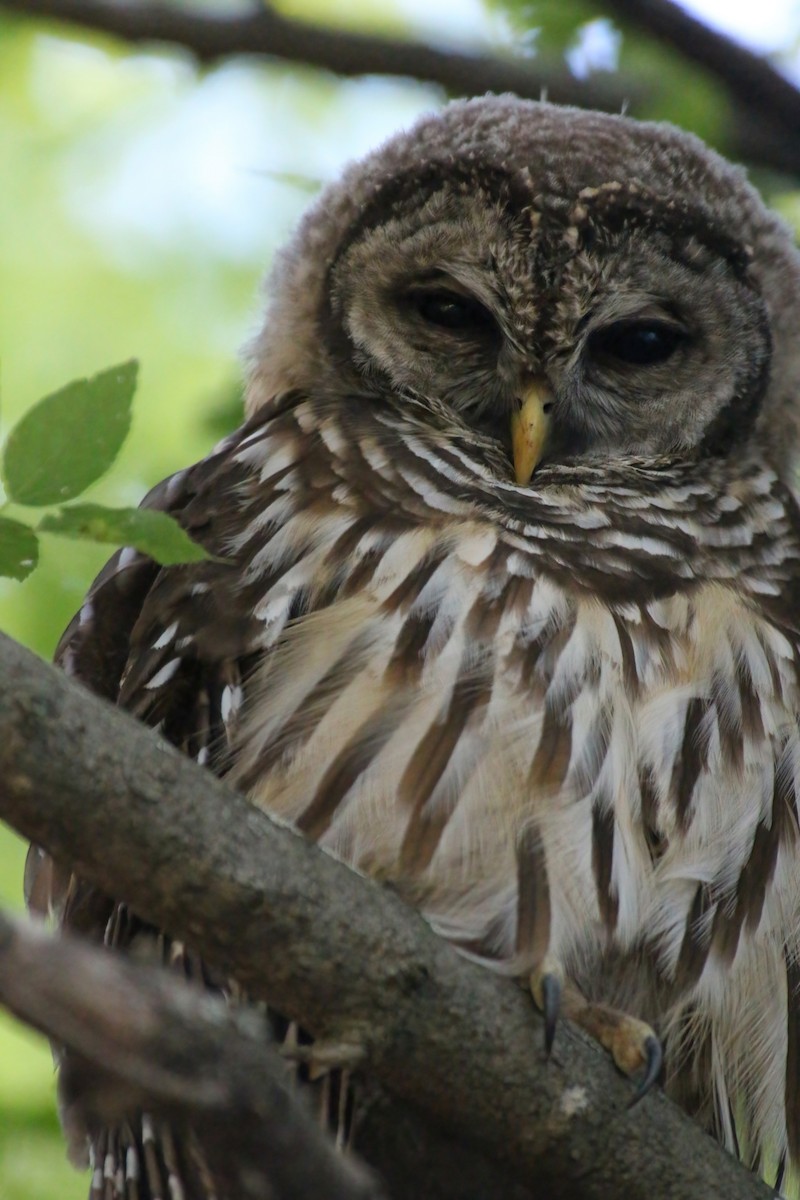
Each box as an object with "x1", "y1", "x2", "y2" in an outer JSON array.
[{"x1": 0, "y1": 362, "x2": 210, "y2": 581}]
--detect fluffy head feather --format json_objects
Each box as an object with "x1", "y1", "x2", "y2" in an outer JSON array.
[{"x1": 247, "y1": 95, "x2": 800, "y2": 481}]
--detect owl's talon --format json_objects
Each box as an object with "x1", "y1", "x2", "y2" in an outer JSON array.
[
  {"x1": 280, "y1": 1038, "x2": 366, "y2": 1080},
  {"x1": 627, "y1": 1034, "x2": 663, "y2": 1108},
  {"x1": 530, "y1": 956, "x2": 565, "y2": 1054},
  {"x1": 571, "y1": 1003, "x2": 661, "y2": 1099},
  {"x1": 540, "y1": 972, "x2": 561, "y2": 1055}
]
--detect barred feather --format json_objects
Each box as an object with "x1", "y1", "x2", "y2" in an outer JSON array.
[{"x1": 29, "y1": 384, "x2": 800, "y2": 1190}]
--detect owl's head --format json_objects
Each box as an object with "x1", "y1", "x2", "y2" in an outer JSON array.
[{"x1": 247, "y1": 97, "x2": 800, "y2": 484}]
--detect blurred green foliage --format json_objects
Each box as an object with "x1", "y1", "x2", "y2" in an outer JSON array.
[{"x1": 1, "y1": 1, "x2": 799, "y2": 1195}]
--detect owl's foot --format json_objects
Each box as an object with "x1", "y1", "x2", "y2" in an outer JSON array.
[
  {"x1": 571, "y1": 1002, "x2": 662, "y2": 1105},
  {"x1": 529, "y1": 961, "x2": 662, "y2": 1104},
  {"x1": 280, "y1": 1032, "x2": 366, "y2": 1080}
]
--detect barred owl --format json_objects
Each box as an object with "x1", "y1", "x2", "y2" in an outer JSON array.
[{"x1": 27, "y1": 96, "x2": 800, "y2": 1196}]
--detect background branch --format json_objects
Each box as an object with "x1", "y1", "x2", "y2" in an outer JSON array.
[
  {"x1": 0, "y1": 630, "x2": 773, "y2": 1200},
  {"x1": 4, "y1": 0, "x2": 800, "y2": 177},
  {"x1": 603, "y1": 0, "x2": 800, "y2": 132},
  {"x1": 0, "y1": 0, "x2": 636, "y2": 111},
  {"x1": 0, "y1": 909, "x2": 383, "y2": 1200}
]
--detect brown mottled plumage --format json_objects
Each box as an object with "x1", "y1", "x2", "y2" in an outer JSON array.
[{"x1": 27, "y1": 96, "x2": 800, "y2": 1196}]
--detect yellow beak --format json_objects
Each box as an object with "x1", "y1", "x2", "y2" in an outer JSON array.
[{"x1": 511, "y1": 380, "x2": 553, "y2": 486}]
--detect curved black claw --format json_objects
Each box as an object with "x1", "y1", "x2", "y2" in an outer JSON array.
[
  {"x1": 627, "y1": 1035, "x2": 663, "y2": 1109},
  {"x1": 540, "y1": 972, "x2": 562, "y2": 1056}
]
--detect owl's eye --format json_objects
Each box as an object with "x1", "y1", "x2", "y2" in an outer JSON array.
[
  {"x1": 589, "y1": 320, "x2": 688, "y2": 366},
  {"x1": 408, "y1": 289, "x2": 495, "y2": 333}
]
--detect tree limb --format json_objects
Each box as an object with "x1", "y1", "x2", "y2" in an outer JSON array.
[
  {"x1": 603, "y1": 0, "x2": 800, "y2": 133},
  {"x1": 4, "y1": 0, "x2": 800, "y2": 178},
  {"x1": 0, "y1": 910, "x2": 534, "y2": 1200},
  {"x1": 0, "y1": 630, "x2": 773, "y2": 1199},
  {"x1": 0, "y1": 908, "x2": 383, "y2": 1200},
  {"x1": 0, "y1": 0, "x2": 634, "y2": 113}
]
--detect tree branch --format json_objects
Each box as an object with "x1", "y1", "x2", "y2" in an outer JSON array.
[
  {"x1": 0, "y1": 908, "x2": 383, "y2": 1200},
  {"x1": 4, "y1": 0, "x2": 800, "y2": 178},
  {"x1": 0, "y1": 911, "x2": 534, "y2": 1200},
  {"x1": 0, "y1": 629, "x2": 773, "y2": 1199},
  {"x1": 0, "y1": 0, "x2": 633, "y2": 113},
  {"x1": 604, "y1": 0, "x2": 800, "y2": 133}
]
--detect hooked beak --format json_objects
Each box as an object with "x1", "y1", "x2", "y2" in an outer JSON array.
[{"x1": 510, "y1": 379, "x2": 553, "y2": 485}]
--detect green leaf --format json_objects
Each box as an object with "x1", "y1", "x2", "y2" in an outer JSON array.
[
  {"x1": 39, "y1": 504, "x2": 212, "y2": 566},
  {"x1": 0, "y1": 517, "x2": 39, "y2": 581},
  {"x1": 2, "y1": 361, "x2": 138, "y2": 506}
]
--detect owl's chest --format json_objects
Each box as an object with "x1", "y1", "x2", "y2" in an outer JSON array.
[{"x1": 230, "y1": 546, "x2": 800, "y2": 974}]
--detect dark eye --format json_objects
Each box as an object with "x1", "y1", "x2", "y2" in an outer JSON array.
[
  {"x1": 588, "y1": 320, "x2": 688, "y2": 366},
  {"x1": 408, "y1": 289, "x2": 495, "y2": 333}
]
